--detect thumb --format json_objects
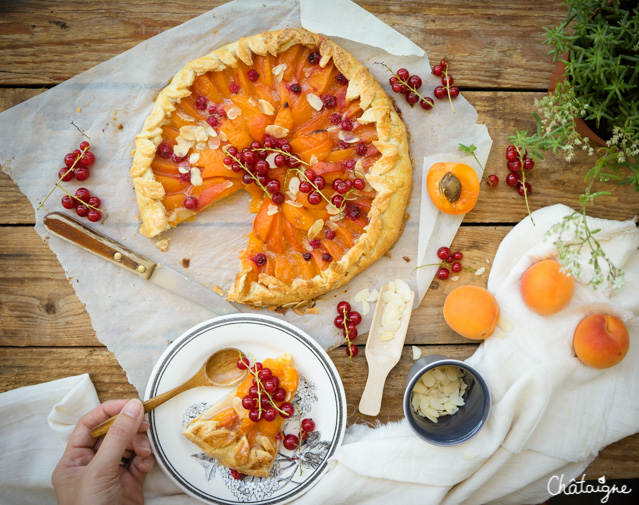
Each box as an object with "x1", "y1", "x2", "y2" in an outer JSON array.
[{"x1": 92, "y1": 399, "x2": 144, "y2": 472}]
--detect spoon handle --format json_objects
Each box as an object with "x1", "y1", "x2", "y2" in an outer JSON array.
[
  {"x1": 90, "y1": 379, "x2": 200, "y2": 438},
  {"x1": 358, "y1": 362, "x2": 393, "y2": 416}
]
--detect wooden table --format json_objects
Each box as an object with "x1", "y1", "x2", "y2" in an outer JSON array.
[{"x1": 1, "y1": 0, "x2": 637, "y2": 487}]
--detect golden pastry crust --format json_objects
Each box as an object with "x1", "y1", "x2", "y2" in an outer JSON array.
[{"x1": 131, "y1": 28, "x2": 412, "y2": 307}]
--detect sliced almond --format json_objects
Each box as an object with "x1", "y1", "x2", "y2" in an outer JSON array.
[
  {"x1": 497, "y1": 315, "x2": 513, "y2": 332},
  {"x1": 226, "y1": 106, "x2": 241, "y2": 120},
  {"x1": 367, "y1": 289, "x2": 379, "y2": 303},
  {"x1": 326, "y1": 203, "x2": 340, "y2": 215},
  {"x1": 173, "y1": 142, "x2": 191, "y2": 158},
  {"x1": 248, "y1": 97, "x2": 258, "y2": 106},
  {"x1": 380, "y1": 330, "x2": 395, "y2": 341},
  {"x1": 177, "y1": 161, "x2": 191, "y2": 174},
  {"x1": 266, "y1": 152, "x2": 278, "y2": 168},
  {"x1": 218, "y1": 130, "x2": 228, "y2": 142},
  {"x1": 475, "y1": 266, "x2": 486, "y2": 276},
  {"x1": 177, "y1": 111, "x2": 195, "y2": 123},
  {"x1": 190, "y1": 167, "x2": 203, "y2": 186},
  {"x1": 272, "y1": 63, "x2": 287, "y2": 76},
  {"x1": 258, "y1": 99, "x2": 275, "y2": 115},
  {"x1": 306, "y1": 93, "x2": 323, "y2": 111},
  {"x1": 354, "y1": 289, "x2": 371, "y2": 303},
  {"x1": 338, "y1": 130, "x2": 360, "y2": 143},
  {"x1": 361, "y1": 300, "x2": 371, "y2": 316},
  {"x1": 179, "y1": 125, "x2": 197, "y2": 141},
  {"x1": 451, "y1": 275, "x2": 460, "y2": 281},
  {"x1": 207, "y1": 136, "x2": 221, "y2": 150},
  {"x1": 413, "y1": 381, "x2": 427, "y2": 395},
  {"x1": 307, "y1": 219, "x2": 324, "y2": 239},
  {"x1": 221, "y1": 180, "x2": 234, "y2": 190},
  {"x1": 265, "y1": 124, "x2": 289, "y2": 138},
  {"x1": 288, "y1": 176, "x2": 300, "y2": 196},
  {"x1": 285, "y1": 199, "x2": 302, "y2": 208},
  {"x1": 412, "y1": 346, "x2": 422, "y2": 360},
  {"x1": 188, "y1": 153, "x2": 200, "y2": 165},
  {"x1": 325, "y1": 219, "x2": 337, "y2": 231},
  {"x1": 267, "y1": 204, "x2": 279, "y2": 216},
  {"x1": 309, "y1": 154, "x2": 318, "y2": 166}
]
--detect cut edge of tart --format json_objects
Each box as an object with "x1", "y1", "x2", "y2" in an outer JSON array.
[
  {"x1": 131, "y1": 28, "x2": 412, "y2": 308},
  {"x1": 182, "y1": 353, "x2": 299, "y2": 478}
]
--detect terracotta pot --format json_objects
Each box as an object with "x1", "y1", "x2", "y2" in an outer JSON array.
[{"x1": 547, "y1": 53, "x2": 608, "y2": 146}]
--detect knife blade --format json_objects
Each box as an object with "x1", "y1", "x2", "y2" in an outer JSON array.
[{"x1": 43, "y1": 212, "x2": 239, "y2": 316}]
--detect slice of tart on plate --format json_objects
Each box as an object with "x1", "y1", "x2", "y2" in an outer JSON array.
[
  {"x1": 131, "y1": 28, "x2": 411, "y2": 308},
  {"x1": 183, "y1": 353, "x2": 299, "y2": 478}
]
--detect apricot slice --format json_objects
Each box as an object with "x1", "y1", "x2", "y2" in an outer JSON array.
[
  {"x1": 520, "y1": 259, "x2": 575, "y2": 315},
  {"x1": 443, "y1": 285, "x2": 500, "y2": 340},
  {"x1": 427, "y1": 162, "x2": 479, "y2": 215},
  {"x1": 573, "y1": 314, "x2": 629, "y2": 369}
]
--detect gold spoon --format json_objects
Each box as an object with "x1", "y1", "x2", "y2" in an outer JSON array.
[{"x1": 91, "y1": 347, "x2": 247, "y2": 438}]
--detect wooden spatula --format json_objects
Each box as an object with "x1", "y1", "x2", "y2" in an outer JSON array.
[{"x1": 359, "y1": 284, "x2": 415, "y2": 416}]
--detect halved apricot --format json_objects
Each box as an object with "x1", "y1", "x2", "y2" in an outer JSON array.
[{"x1": 426, "y1": 162, "x2": 479, "y2": 215}]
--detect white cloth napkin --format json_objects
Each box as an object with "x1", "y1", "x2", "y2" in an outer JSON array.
[{"x1": 1, "y1": 204, "x2": 637, "y2": 505}]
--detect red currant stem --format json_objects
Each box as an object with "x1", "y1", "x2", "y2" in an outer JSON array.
[
  {"x1": 443, "y1": 65, "x2": 455, "y2": 114},
  {"x1": 342, "y1": 306, "x2": 354, "y2": 366},
  {"x1": 413, "y1": 261, "x2": 445, "y2": 271},
  {"x1": 227, "y1": 152, "x2": 269, "y2": 195},
  {"x1": 375, "y1": 62, "x2": 430, "y2": 105},
  {"x1": 462, "y1": 265, "x2": 476, "y2": 273},
  {"x1": 243, "y1": 353, "x2": 288, "y2": 417},
  {"x1": 515, "y1": 146, "x2": 535, "y2": 226},
  {"x1": 295, "y1": 403, "x2": 304, "y2": 476},
  {"x1": 38, "y1": 144, "x2": 92, "y2": 210},
  {"x1": 58, "y1": 185, "x2": 106, "y2": 213},
  {"x1": 254, "y1": 147, "x2": 310, "y2": 167}
]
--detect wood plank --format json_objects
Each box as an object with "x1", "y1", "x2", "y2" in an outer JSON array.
[
  {"x1": 0, "y1": 1, "x2": 566, "y2": 89},
  {"x1": 2, "y1": 89, "x2": 635, "y2": 226},
  {"x1": 0, "y1": 345, "x2": 636, "y2": 479},
  {"x1": 0, "y1": 225, "x2": 507, "y2": 347}
]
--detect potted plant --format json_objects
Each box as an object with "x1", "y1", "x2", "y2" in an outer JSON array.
[{"x1": 508, "y1": 0, "x2": 638, "y2": 290}]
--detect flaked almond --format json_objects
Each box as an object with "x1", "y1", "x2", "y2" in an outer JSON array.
[
  {"x1": 177, "y1": 111, "x2": 195, "y2": 123},
  {"x1": 207, "y1": 136, "x2": 221, "y2": 150},
  {"x1": 285, "y1": 199, "x2": 302, "y2": 208},
  {"x1": 221, "y1": 180, "x2": 234, "y2": 190},
  {"x1": 288, "y1": 176, "x2": 300, "y2": 196},
  {"x1": 173, "y1": 142, "x2": 191, "y2": 158},
  {"x1": 177, "y1": 161, "x2": 191, "y2": 174},
  {"x1": 309, "y1": 154, "x2": 318, "y2": 166},
  {"x1": 380, "y1": 331, "x2": 394, "y2": 341},
  {"x1": 258, "y1": 99, "x2": 275, "y2": 115},
  {"x1": 497, "y1": 315, "x2": 513, "y2": 332},
  {"x1": 325, "y1": 219, "x2": 337, "y2": 231},
  {"x1": 412, "y1": 346, "x2": 422, "y2": 360},
  {"x1": 354, "y1": 289, "x2": 371, "y2": 302},
  {"x1": 272, "y1": 63, "x2": 287, "y2": 76},
  {"x1": 218, "y1": 130, "x2": 228, "y2": 142},
  {"x1": 338, "y1": 130, "x2": 360, "y2": 143},
  {"x1": 475, "y1": 266, "x2": 486, "y2": 276},
  {"x1": 265, "y1": 124, "x2": 289, "y2": 138},
  {"x1": 248, "y1": 97, "x2": 258, "y2": 106},
  {"x1": 326, "y1": 203, "x2": 340, "y2": 215},
  {"x1": 361, "y1": 300, "x2": 371, "y2": 316},
  {"x1": 307, "y1": 219, "x2": 324, "y2": 239},
  {"x1": 189, "y1": 153, "x2": 200, "y2": 165},
  {"x1": 195, "y1": 142, "x2": 207, "y2": 151},
  {"x1": 306, "y1": 93, "x2": 323, "y2": 111},
  {"x1": 179, "y1": 125, "x2": 197, "y2": 141},
  {"x1": 200, "y1": 121, "x2": 217, "y2": 137},
  {"x1": 267, "y1": 204, "x2": 279, "y2": 216},
  {"x1": 195, "y1": 126, "x2": 208, "y2": 143},
  {"x1": 266, "y1": 152, "x2": 278, "y2": 168},
  {"x1": 367, "y1": 289, "x2": 380, "y2": 302},
  {"x1": 226, "y1": 106, "x2": 241, "y2": 120},
  {"x1": 190, "y1": 167, "x2": 203, "y2": 186}
]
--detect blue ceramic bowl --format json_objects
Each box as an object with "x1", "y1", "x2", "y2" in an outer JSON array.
[{"x1": 403, "y1": 354, "x2": 491, "y2": 446}]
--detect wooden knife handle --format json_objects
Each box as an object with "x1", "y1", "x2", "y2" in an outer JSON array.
[{"x1": 43, "y1": 212, "x2": 155, "y2": 280}]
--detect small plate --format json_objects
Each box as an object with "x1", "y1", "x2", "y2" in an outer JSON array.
[{"x1": 145, "y1": 313, "x2": 347, "y2": 505}]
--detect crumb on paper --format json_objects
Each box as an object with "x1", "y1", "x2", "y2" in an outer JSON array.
[
  {"x1": 463, "y1": 453, "x2": 477, "y2": 461},
  {"x1": 212, "y1": 286, "x2": 224, "y2": 296},
  {"x1": 304, "y1": 307, "x2": 319, "y2": 315},
  {"x1": 155, "y1": 238, "x2": 169, "y2": 251},
  {"x1": 181, "y1": 258, "x2": 190, "y2": 268},
  {"x1": 403, "y1": 256, "x2": 410, "y2": 262},
  {"x1": 77, "y1": 107, "x2": 81, "y2": 113},
  {"x1": 385, "y1": 252, "x2": 392, "y2": 258},
  {"x1": 118, "y1": 123, "x2": 123, "y2": 130}
]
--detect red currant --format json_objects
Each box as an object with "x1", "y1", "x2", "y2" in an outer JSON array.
[
  {"x1": 248, "y1": 408, "x2": 262, "y2": 422},
  {"x1": 452, "y1": 251, "x2": 463, "y2": 261},
  {"x1": 313, "y1": 176, "x2": 326, "y2": 190},
  {"x1": 406, "y1": 92, "x2": 419, "y2": 105},
  {"x1": 206, "y1": 115, "x2": 219, "y2": 128},
  {"x1": 396, "y1": 68, "x2": 410, "y2": 80},
  {"x1": 247, "y1": 69, "x2": 259, "y2": 81},
  {"x1": 436, "y1": 267, "x2": 450, "y2": 280},
  {"x1": 64, "y1": 153, "x2": 77, "y2": 168},
  {"x1": 523, "y1": 158, "x2": 535, "y2": 170},
  {"x1": 331, "y1": 194, "x2": 344, "y2": 207},
  {"x1": 195, "y1": 96, "x2": 208, "y2": 110},
  {"x1": 325, "y1": 229, "x2": 336, "y2": 240},
  {"x1": 355, "y1": 143, "x2": 367, "y2": 156},
  {"x1": 307, "y1": 192, "x2": 322, "y2": 205},
  {"x1": 308, "y1": 51, "x2": 321, "y2": 64},
  {"x1": 506, "y1": 149, "x2": 518, "y2": 162},
  {"x1": 79, "y1": 141, "x2": 91, "y2": 151},
  {"x1": 229, "y1": 82, "x2": 240, "y2": 94},
  {"x1": 230, "y1": 469, "x2": 245, "y2": 480},
  {"x1": 157, "y1": 143, "x2": 173, "y2": 158},
  {"x1": 344, "y1": 324, "x2": 358, "y2": 339},
  {"x1": 518, "y1": 182, "x2": 532, "y2": 196},
  {"x1": 442, "y1": 75, "x2": 454, "y2": 86},
  {"x1": 432, "y1": 65, "x2": 443, "y2": 76},
  {"x1": 346, "y1": 344, "x2": 358, "y2": 357},
  {"x1": 309, "y1": 239, "x2": 321, "y2": 249},
  {"x1": 508, "y1": 159, "x2": 522, "y2": 172},
  {"x1": 263, "y1": 378, "x2": 277, "y2": 394},
  {"x1": 301, "y1": 418, "x2": 315, "y2": 433},
  {"x1": 353, "y1": 178, "x2": 366, "y2": 190},
  {"x1": 61, "y1": 195, "x2": 76, "y2": 209},
  {"x1": 334, "y1": 315, "x2": 345, "y2": 328},
  {"x1": 448, "y1": 86, "x2": 460, "y2": 98},
  {"x1": 337, "y1": 301, "x2": 351, "y2": 314},
  {"x1": 58, "y1": 167, "x2": 74, "y2": 182},
  {"x1": 283, "y1": 434, "x2": 299, "y2": 450},
  {"x1": 330, "y1": 113, "x2": 342, "y2": 125},
  {"x1": 75, "y1": 187, "x2": 91, "y2": 202},
  {"x1": 184, "y1": 196, "x2": 198, "y2": 210},
  {"x1": 420, "y1": 97, "x2": 434, "y2": 109},
  {"x1": 252, "y1": 253, "x2": 267, "y2": 266},
  {"x1": 274, "y1": 154, "x2": 286, "y2": 167},
  {"x1": 434, "y1": 86, "x2": 446, "y2": 99},
  {"x1": 302, "y1": 252, "x2": 312, "y2": 261},
  {"x1": 506, "y1": 172, "x2": 520, "y2": 187},
  {"x1": 336, "y1": 73, "x2": 348, "y2": 85},
  {"x1": 88, "y1": 196, "x2": 101, "y2": 208},
  {"x1": 273, "y1": 387, "x2": 286, "y2": 402},
  {"x1": 341, "y1": 119, "x2": 353, "y2": 131},
  {"x1": 299, "y1": 181, "x2": 312, "y2": 194},
  {"x1": 451, "y1": 262, "x2": 462, "y2": 273},
  {"x1": 437, "y1": 246, "x2": 450, "y2": 260},
  {"x1": 280, "y1": 402, "x2": 295, "y2": 419},
  {"x1": 76, "y1": 204, "x2": 89, "y2": 217},
  {"x1": 440, "y1": 59, "x2": 448, "y2": 69},
  {"x1": 237, "y1": 356, "x2": 250, "y2": 370},
  {"x1": 408, "y1": 75, "x2": 422, "y2": 89},
  {"x1": 263, "y1": 407, "x2": 277, "y2": 422},
  {"x1": 242, "y1": 395, "x2": 255, "y2": 410},
  {"x1": 74, "y1": 166, "x2": 90, "y2": 181},
  {"x1": 487, "y1": 174, "x2": 499, "y2": 187},
  {"x1": 271, "y1": 192, "x2": 285, "y2": 205},
  {"x1": 348, "y1": 311, "x2": 362, "y2": 325},
  {"x1": 322, "y1": 253, "x2": 332, "y2": 262}
]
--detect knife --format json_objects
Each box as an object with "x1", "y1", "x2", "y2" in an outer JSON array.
[{"x1": 43, "y1": 212, "x2": 239, "y2": 316}]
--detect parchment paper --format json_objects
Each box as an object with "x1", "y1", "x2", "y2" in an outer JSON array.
[{"x1": 0, "y1": 0, "x2": 491, "y2": 393}]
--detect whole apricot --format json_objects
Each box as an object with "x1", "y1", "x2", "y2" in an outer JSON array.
[
  {"x1": 443, "y1": 285, "x2": 500, "y2": 340},
  {"x1": 573, "y1": 314, "x2": 629, "y2": 369},
  {"x1": 427, "y1": 162, "x2": 479, "y2": 215},
  {"x1": 520, "y1": 259, "x2": 575, "y2": 315}
]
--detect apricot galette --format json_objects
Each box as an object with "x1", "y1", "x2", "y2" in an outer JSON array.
[{"x1": 131, "y1": 28, "x2": 411, "y2": 307}]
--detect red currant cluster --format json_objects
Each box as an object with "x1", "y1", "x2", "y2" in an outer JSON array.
[
  {"x1": 388, "y1": 68, "x2": 434, "y2": 109},
  {"x1": 236, "y1": 356, "x2": 295, "y2": 423},
  {"x1": 61, "y1": 187, "x2": 102, "y2": 222},
  {"x1": 283, "y1": 417, "x2": 316, "y2": 451},
  {"x1": 435, "y1": 246, "x2": 465, "y2": 280},
  {"x1": 504, "y1": 144, "x2": 533, "y2": 197},
  {"x1": 432, "y1": 59, "x2": 460, "y2": 101},
  {"x1": 193, "y1": 95, "x2": 227, "y2": 128},
  {"x1": 334, "y1": 301, "x2": 362, "y2": 359},
  {"x1": 59, "y1": 140, "x2": 95, "y2": 182}
]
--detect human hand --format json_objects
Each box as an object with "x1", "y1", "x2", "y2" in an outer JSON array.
[{"x1": 52, "y1": 398, "x2": 155, "y2": 505}]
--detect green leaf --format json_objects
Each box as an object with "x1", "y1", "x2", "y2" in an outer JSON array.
[{"x1": 458, "y1": 143, "x2": 476, "y2": 155}]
